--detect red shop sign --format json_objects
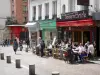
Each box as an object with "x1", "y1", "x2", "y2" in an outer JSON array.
[{"x1": 57, "y1": 18, "x2": 95, "y2": 27}]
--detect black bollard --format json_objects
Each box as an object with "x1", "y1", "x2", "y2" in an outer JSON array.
[
  {"x1": 26, "y1": 48, "x2": 28, "y2": 52},
  {"x1": 52, "y1": 71, "x2": 60, "y2": 75},
  {"x1": 0, "y1": 53, "x2": 4, "y2": 60},
  {"x1": 16, "y1": 59, "x2": 21, "y2": 68},
  {"x1": 6, "y1": 56, "x2": 11, "y2": 63},
  {"x1": 29, "y1": 65, "x2": 35, "y2": 75}
]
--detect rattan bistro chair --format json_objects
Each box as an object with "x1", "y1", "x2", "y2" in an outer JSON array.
[{"x1": 44, "y1": 47, "x2": 49, "y2": 57}]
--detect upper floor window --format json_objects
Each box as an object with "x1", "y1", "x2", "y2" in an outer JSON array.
[
  {"x1": 12, "y1": 0, "x2": 14, "y2": 5},
  {"x1": 23, "y1": 0, "x2": 27, "y2": 2},
  {"x1": 38, "y1": 5, "x2": 42, "y2": 17},
  {"x1": 69, "y1": 0, "x2": 75, "y2": 12},
  {"x1": 62, "y1": 4, "x2": 66, "y2": 14},
  {"x1": 33, "y1": 6, "x2": 36, "y2": 20},
  {"x1": 23, "y1": 17, "x2": 27, "y2": 23},
  {"x1": 52, "y1": 1, "x2": 57, "y2": 15},
  {"x1": 45, "y1": 3, "x2": 49, "y2": 16},
  {"x1": 12, "y1": 0, "x2": 14, "y2": 2},
  {"x1": 12, "y1": 11, "x2": 14, "y2": 14},
  {"x1": 23, "y1": 6, "x2": 28, "y2": 13}
]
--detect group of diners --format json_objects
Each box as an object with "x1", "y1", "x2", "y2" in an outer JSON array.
[{"x1": 54, "y1": 40, "x2": 96, "y2": 63}]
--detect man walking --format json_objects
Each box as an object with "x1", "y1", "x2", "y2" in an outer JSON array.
[
  {"x1": 26, "y1": 38, "x2": 30, "y2": 48},
  {"x1": 40, "y1": 40, "x2": 45, "y2": 57},
  {"x1": 13, "y1": 39, "x2": 18, "y2": 54}
]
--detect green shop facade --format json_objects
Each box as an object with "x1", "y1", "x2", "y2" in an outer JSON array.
[{"x1": 39, "y1": 19, "x2": 56, "y2": 45}]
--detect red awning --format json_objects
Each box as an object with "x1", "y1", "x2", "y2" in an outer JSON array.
[{"x1": 57, "y1": 19, "x2": 95, "y2": 27}]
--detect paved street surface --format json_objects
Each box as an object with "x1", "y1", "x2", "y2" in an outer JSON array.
[{"x1": 0, "y1": 45, "x2": 100, "y2": 75}]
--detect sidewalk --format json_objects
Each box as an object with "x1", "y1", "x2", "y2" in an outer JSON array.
[
  {"x1": 0, "y1": 58, "x2": 28, "y2": 75},
  {"x1": 0, "y1": 46, "x2": 100, "y2": 75}
]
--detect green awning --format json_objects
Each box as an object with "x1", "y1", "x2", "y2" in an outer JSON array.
[{"x1": 39, "y1": 19, "x2": 56, "y2": 30}]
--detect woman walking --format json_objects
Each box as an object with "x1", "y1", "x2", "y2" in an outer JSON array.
[{"x1": 13, "y1": 39, "x2": 18, "y2": 54}]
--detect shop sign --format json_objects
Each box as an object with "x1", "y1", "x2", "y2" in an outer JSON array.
[{"x1": 61, "y1": 10, "x2": 89, "y2": 21}]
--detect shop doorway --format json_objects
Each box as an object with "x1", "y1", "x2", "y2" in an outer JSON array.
[
  {"x1": 83, "y1": 31, "x2": 90, "y2": 44},
  {"x1": 39, "y1": 30, "x2": 42, "y2": 38},
  {"x1": 64, "y1": 31, "x2": 72, "y2": 41},
  {"x1": 74, "y1": 31, "x2": 82, "y2": 43}
]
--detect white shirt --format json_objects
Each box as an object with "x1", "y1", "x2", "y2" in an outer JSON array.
[
  {"x1": 87, "y1": 44, "x2": 94, "y2": 54},
  {"x1": 72, "y1": 47, "x2": 79, "y2": 53},
  {"x1": 48, "y1": 44, "x2": 52, "y2": 49},
  {"x1": 65, "y1": 43, "x2": 68, "y2": 49},
  {"x1": 78, "y1": 46, "x2": 86, "y2": 54}
]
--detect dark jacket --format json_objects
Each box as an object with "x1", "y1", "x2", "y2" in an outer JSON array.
[
  {"x1": 40, "y1": 41, "x2": 45, "y2": 49},
  {"x1": 26, "y1": 39, "x2": 30, "y2": 45},
  {"x1": 13, "y1": 41, "x2": 18, "y2": 50},
  {"x1": 19, "y1": 41, "x2": 23, "y2": 46}
]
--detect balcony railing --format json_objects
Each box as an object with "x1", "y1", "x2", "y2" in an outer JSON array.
[
  {"x1": 33, "y1": 17, "x2": 36, "y2": 21},
  {"x1": 45, "y1": 15, "x2": 49, "y2": 19},
  {"x1": 52, "y1": 14, "x2": 57, "y2": 19},
  {"x1": 5, "y1": 17, "x2": 19, "y2": 25},
  {"x1": 38, "y1": 16, "x2": 42, "y2": 20}
]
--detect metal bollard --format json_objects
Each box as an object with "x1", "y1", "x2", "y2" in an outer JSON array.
[
  {"x1": 26, "y1": 48, "x2": 28, "y2": 52},
  {"x1": 6, "y1": 56, "x2": 11, "y2": 63},
  {"x1": 0, "y1": 53, "x2": 4, "y2": 60},
  {"x1": 16, "y1": 59, "x2": 21, "y2": 68},
  {"x1": 29, "y1": 65, "x2": 35, "y2": 75},
  {"x1": 52, "y1": 71, "x2": 60, "y2": 75}
]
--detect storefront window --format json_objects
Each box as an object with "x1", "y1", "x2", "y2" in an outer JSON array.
[
  {"x1": 74, "y1": 31, "x2": 82, "y2": 43},
  {"x1": 83, "y1": 31, "x2": 90, "y2": 44},
  {"x1": 64, "y1": 31, "x2": 72, "y2": 41}
]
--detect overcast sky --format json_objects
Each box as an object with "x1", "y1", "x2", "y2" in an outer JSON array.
[{"x1": 0, "y1": 0, "x2": 11, "y2": 26}]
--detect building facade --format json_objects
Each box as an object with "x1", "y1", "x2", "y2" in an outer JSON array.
[
  {"x1": 28, "y1": 0, "x2": 100, "y2": 55},
  {"x1": 6, "y1": 0, "x2": 29, "y2": 40},
  {"x1": 28, "y1": 0, "x2": 57, "y2": 45},
  {"x1": 0, "y1": 0, "x2": 11, "y2": 40},
  {"x1": 56, "y1": 0, "x2": 99, "y2": 56},
  {"x1": 11, "y1": 0, "x2": 28, "y2": 24}
]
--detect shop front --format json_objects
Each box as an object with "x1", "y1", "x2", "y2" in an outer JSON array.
[
  {"x1": 92, "y1": 12, "x2": 100, "y2": 56},
  {"x1": 26, "y1": 22, "x2": 40, "y2": 46},
  {"x1": 39, "y1": 19, "x2": 56, "y2": 46},
  {"x1": 57, "y1": 10, "x2": 96, "y2": 44},
  {"x1": 7, "y1": 25, "x2": 28, "y2": 40}
]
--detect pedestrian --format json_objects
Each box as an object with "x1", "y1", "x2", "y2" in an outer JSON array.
[
  {"x1": 26, "y1": 38, "x2": 30, "y2": 48},
  {"x1": 4, "y1": 39, "x2": 7, "y2": 47},
  {"x1": 2, "y1": 39, "x2": 5, "y2": 47},
  {"x1": 84, "y1": 41, "x2": 89, "y2": 52},
  {"x1": 67, "y1": 44, "x2": 74, "y2": 64},
  {"x1": 78, "y1": 43, "x2": 87, "y2": 62},
  {"x1": 72, "y1": 43, "x2": 79, "y2": 62},
  {"x1": 7, "y1": 39, "x2": 10, "y2": 46},
  {"x1": 19, "y1": 40, "x2": 23, "y2": 51},
  {"x1": 87, "y1": 42, "x2": 95, "y2": 60},
  {"x1": 40, "y1": 40, "x2": 45, "y2": 57},
  {"x1": 93, "y1": 41, "x2": 97, "y2": 57},
  {"x1": 13, "y1": 39, "x2": 18, "y2": 54}
]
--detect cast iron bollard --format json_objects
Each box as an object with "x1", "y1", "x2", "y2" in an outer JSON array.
[
  {"x1": 0, "y1": 53, "x2": 4, "y2": 60},
  {"x1": 29, "y1": 65, "x2": 35, "y2": 75},
  {"x1": 26, "y1": 48, "x2": 28, "y2": 52},
  {"x1": 16, "y1": 59, "x2": 21, "y2": 68},
  {"x1": 6, "y1": 56, "x2": 11, "y2": 63},
  {"x1": 52, "y1": 71, "x2": 60, "y2": 75}
]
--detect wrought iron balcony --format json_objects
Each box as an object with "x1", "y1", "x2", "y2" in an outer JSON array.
[
  {"x1": 45, "y1": 15, "x2": 49, "y2": 19},
  {"x1": 52, "y1": 14, "x2": 57, "y2": 19},
  {"x1": 38, "y1": 16, "x2": 41, "y2": 20},
  {"x1": 33, "y1": 17, "x2": 36, "y2": 21}
]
